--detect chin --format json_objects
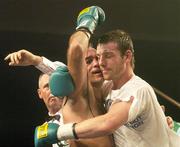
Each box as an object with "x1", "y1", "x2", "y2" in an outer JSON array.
[
  {"x1": 96, "y1": 77, "x2": 104, "y2": 82},
  {"x1": 103, "y1": 75, "x2": 111, "y2": 80},
  {"x1": 91, "y1": 78, "x2": 103, "y2": 85}
]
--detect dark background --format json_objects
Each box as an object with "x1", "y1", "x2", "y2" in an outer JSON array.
[{"x1": 0, "y1": 0, "x2": 179, "y2": 146}]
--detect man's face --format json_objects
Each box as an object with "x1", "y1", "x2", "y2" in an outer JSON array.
[
  {"x1": 38, "y1": 74, "x2": 63, "y2": 112},
  {"x1": 85, "y1": 48, "x2": 104, "y2": 86},
  {"x1": 96, "y1": 42, "x2": 127, "y2": 81}
]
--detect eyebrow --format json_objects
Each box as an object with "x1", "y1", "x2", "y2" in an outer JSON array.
[
  {"x1": 97, "y1": 50, "x2": 113, "y2": 56},
  {"x1": 43, "y1": 83, "x2": 49, "y2": 88},
  {"x1": 103, "y1": 49, "x2": 114, "y2": 53},
  {"x1": 97, "y1": 48, "x2": 113, "y2": 53},
  {"x1": 85, "y1": 56, "x2": 93, "y2": 60}
]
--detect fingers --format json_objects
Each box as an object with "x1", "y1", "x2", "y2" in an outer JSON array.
[
  {"x1": 4, "y1": 54, "x2": 11, "y2": 61},
  {"x1": 166, "y1": 116, "x2": 174, "y2": 129},
  {"x1": 161, "y1": 105, "x2": 165, "y2": 113},
  {"x1": 4, "y1": 51, "x2": 22, "y2": 66},
  {"x1": 14, "y1": 51, "x2": 23, "y2": 64},
  {"x1": 17, "y1": 51, "x2": 22, "y2": 60},
  {"x1": 9, "y1": 53, "x2": 17, "y2": 65},
  {"x1": 4, "y1": 49, "x2": 37, "y2": 66},
  {"x1": 4, "y1": 53, "x2": 14, "y2": 65}
]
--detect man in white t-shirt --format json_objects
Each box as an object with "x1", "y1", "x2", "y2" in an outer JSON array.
[
  {"x1": 71, "y1": 29, "x2": 179, "y2": 147},
  {"x1": 5, "y1": 48, "x2": 176, "y2": 147},
  {"x1": 5, "y1": 6, "x2": 179, "y2": 146},
  {"x1": 30, "y1": 28, "x2": 179, "y2": 147}
]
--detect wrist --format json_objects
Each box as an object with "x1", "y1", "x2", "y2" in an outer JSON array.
[
  {"x1": 33, "y1": 55, "x2": 43, "y2": 66},
  {"x1": 57, "y1": 123, "x2": 78, "y2": 141},
  {"x1": 76, "y1": 28, "x2": 91, "y2": 39},
  {"x1": 72, "y1": 123, "x2": 79, "y2": 139}
]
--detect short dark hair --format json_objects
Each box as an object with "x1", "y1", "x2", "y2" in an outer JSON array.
[{"x1": 98, "y1": 29, "x2": 135, "y2": 69}]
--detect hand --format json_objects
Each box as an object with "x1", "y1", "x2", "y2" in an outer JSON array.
[
  {"x1": 160, "y1": 105, "x2": 165, "y2": 112},
  {"x1": 76, "y1": 6, "x2": 105, "y2": 34},
  {"x1": 4, "y1": 49, "x2": 42, "y2": 66},
  {"x1": 166, "y1": 116, "x2": 174, "y2": 129},
  {"x1": 34, "y1": 123, "x2": 59, "y2": 147},
  {"x1": 50, "y1": 66, "x2": 74, "y2": 97},
  {"x1": 34, "y1": 122, "x2": 76, "y2": 147}
]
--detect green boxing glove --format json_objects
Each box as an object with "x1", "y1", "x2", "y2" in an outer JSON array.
[
  {"x1": 34, "y1": 122, "x2": 78, "y2": 147},
  {"x1": 76, "y1": 6, "x2": 105, "y2": 34},
  {"x1": 49, "y1": 66, "x2": 75, "y2": 97},
  {"x1": 34, "y1": 123, "x2": 59, "y2": 147},
  {"x1": 173, "y1": 121, "x2": 180, "y2": 136}
]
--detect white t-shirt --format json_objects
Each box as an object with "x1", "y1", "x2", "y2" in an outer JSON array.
[{"x1": 105, "y1": 75, "x2": 180, "y2": 147}]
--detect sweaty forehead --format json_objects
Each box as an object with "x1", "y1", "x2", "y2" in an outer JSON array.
[
  {"x1": 39, "y1": 74, "x2": 49, "y2": 88},
  {"x1": 97, "y1": 42, "x2": 119, "y2": 53},
  {"x1": 86, "y1": 47, "x2": 97, "y2": 57}
]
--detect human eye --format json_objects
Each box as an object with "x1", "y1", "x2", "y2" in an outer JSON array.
[
  {"x1": 85, "y1": 57, "x2": 93, "y2": 65},
  {"x1": 43, "y1": 83, "x2": 49, "y2": 90},
  {"x1": 104, "y1": 52, "x2": 113, "y2": 58}
]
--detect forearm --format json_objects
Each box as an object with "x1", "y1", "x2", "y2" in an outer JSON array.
[
  {"x1": 56, "y1": 114, "x2": 113, "y2": 141},
  {"x1": 75, "y1": 114, "x2": 113, "y2": 138},
  {"x1": 35, "y1": 104, "x2": 128, "y2": 145},
  {"x1": 72, "y1": 102, "x2": 130, "y2": 139},
  {"x1": 67, "y1": 31, "x2": 89, "y2": 93}
]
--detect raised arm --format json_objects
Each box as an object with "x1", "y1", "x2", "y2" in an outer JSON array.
[
  {"x1": 4, "y1": 49, "x2": 65, "y2": 75},
  {"x1": 4, "y1": 49, "x2": 42, "y2": 66},
  {"x1": 66, "y1": 6, "x2": 105, "y2": 97},
  {"x1": 34, "y1": 6, "x2": 107, "y2": 146},
  {"x1": 67, "y1": 31, "x2": 90, "y2": 96}
]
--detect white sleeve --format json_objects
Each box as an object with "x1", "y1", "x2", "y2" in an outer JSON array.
[{"x1": 35, "y1": 57, "x2": 66, "y2": 75}]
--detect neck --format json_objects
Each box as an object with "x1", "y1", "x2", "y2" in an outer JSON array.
[
  {"x1": 92, "y1": 81, "x2": 103, "y2": 89},
  {"x1": 112, "y1": 69, "x2": 134, "y2": 90},
  {"x1": 48, "y1": 108, "x2": 60, "y2": 115}
]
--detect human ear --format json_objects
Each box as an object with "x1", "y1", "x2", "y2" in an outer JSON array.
[{"x1": 37, "y1": 89, "x2": 43, "y2": 99}]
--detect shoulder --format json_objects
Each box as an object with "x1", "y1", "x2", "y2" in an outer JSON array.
[{"x1": 124, "y1": 75, "x2": 154, "y2": 95}]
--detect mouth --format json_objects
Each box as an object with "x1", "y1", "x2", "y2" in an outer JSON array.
[
  {"x1": 48, "y1": 96, "x2": 55, "y2": 101},
  {"x1": 102, "y1": 70, "x2": 107, "y2": 74},
  {"x1": 49, "y1": 95, "x2": 55, "y2": 99},
  {"x1": 92, "y1": 68, "x2": 102, "y2": 74},
  {"x1": 49, "y1": 95, "x2": 63, "y2": 102},
  {"x1": 101, "y1": 69, "x2": 110, "y2": 75},
  {"x1": 92, "y1": 71, "x2": 103, "y2": 77},
  {"x1": 48, "y1": 96, "x2": 59, "y2": 102}
]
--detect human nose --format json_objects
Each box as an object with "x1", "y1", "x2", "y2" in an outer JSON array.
[
  {"x1": 49, "y1": 93, "x2": 54, "y2": 97},
  {"x1": 48, "y1": 88, "x2": 54, "y2": 96},
  {"x1": 93, "y1": 58, "x2": 99, "y2": 67},
  {"x1": 98, "y1": 56, "x2": 105, "y2": 67}
]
